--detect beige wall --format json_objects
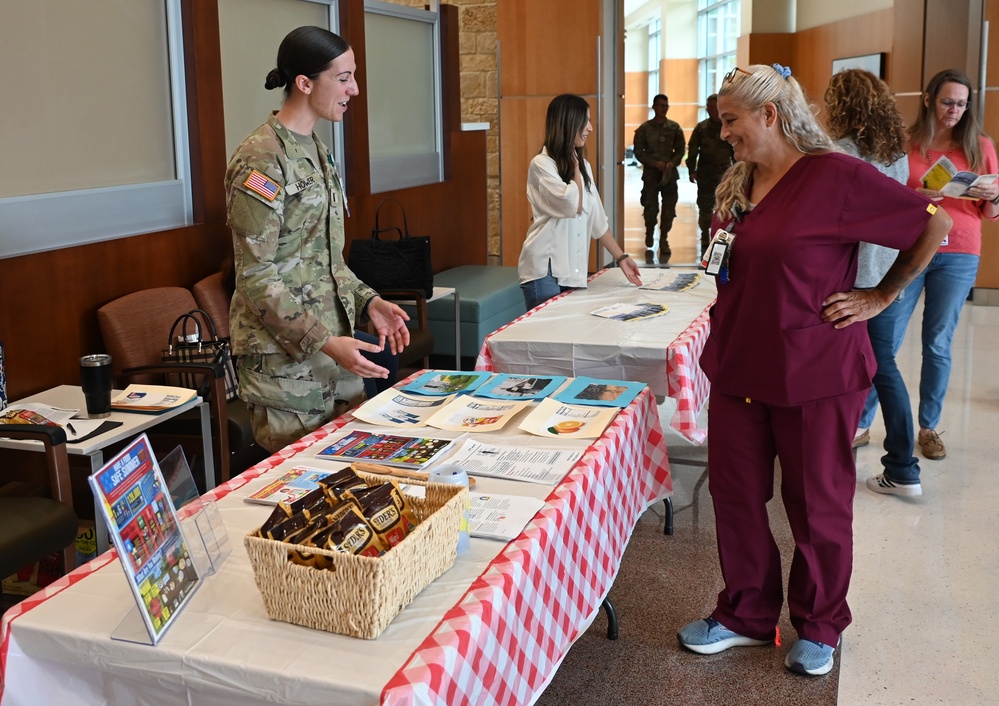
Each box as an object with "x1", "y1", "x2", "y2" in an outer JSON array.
[{"x1": 796, "y1": 0, "x2": 895, "y2": 31}]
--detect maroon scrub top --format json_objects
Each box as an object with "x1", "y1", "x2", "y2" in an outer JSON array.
[{"x1": 700, "y1": 152, "x2": 936, "y2": 406}]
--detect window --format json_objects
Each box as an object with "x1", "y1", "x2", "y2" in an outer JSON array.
[
  {"x1": 697, "y1": 0, "x2": 740, "y2": 117},
  {"x1": 364, "y1": 0, "x2": 443, "y2": 193},
  {"x1": 0, "y1": 0, "x2": 191, "y2": 259},
  {"x1": 647, "y1": 17, "x2": 662, "y2": 106}
]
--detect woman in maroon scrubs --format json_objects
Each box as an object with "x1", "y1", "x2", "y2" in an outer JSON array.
[{"x1": 677, "y1": 64, "x2": 951, "y2": 676}]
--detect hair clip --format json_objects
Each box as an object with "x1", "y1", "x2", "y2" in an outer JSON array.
[{"x1": 771, "y1": 63, "x2": 792, "y2": 80}]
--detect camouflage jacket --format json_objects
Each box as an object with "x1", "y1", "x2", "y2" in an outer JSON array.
[
  {"x1": 633, "y1": 118, "x2": 686, "y2": 183},
  {"x1": 225, "y1": 114, "x2": 377, "y2": 362},
  {"x1": 686, "y1": 117, "x2": 734, "y2": 183}
]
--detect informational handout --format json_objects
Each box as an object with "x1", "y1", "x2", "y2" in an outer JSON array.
[
  {"x1": 351, "y1": 388, "x2": 456, "y2": 427},
  {"x1": 518, "y1": 397, "x2": 618, "y2": 439},
  {"x1": 468, "y1": 493, "x2": 546, "y2": 541},
  {"x1": 554, "y1": 377, "x2": 646, "y2": 408},
  {"x1": 0, "y1": 403, "x2": 76, "y2": 426},
  {"x1": 921, "y1": 155, "x2": 999, "y2": 198},
  {"x1": 590, "y1": 302, "x2": 668, "y2": 321},
  {"x1": 639, "y1": 271, "x2": 702, "y2": 292},
  {"x1": 425, "y1": 397, "x2": 530, "y2": 433},
  {"x1": 446, "y1": 438, "x2": 584, "y2": 485}
]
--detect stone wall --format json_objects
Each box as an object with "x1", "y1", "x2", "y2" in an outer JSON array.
[{"x1": 384, "y1": 0, "x2": 500, "y2": 260}]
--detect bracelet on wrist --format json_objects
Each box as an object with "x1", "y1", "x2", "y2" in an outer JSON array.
[
  {"x1": 615, "y1": 253, "x2": 630, "y2": 264},
  {"x1": 990, "y1": 193, "x2": 999, "y2": 206}
]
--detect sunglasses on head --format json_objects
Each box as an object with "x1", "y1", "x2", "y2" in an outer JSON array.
[{"x1": 723, "y1": 67, "x2": 752, "y2": 84}]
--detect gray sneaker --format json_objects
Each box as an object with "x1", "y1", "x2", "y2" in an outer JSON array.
[
  {"x1": 677, "y1": 617, "x2": 772, "y2": 655},
  {"x1": 867, "y1": 473, "x2": 922, "y2": 497}
]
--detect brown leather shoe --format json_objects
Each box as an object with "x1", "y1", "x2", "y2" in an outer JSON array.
[
  {"x1": 918, "y1": 429, "x2": 946, "y2": 460},
  {"x1": 853, "y1": 429, "x2": 870, "y2": 449}
]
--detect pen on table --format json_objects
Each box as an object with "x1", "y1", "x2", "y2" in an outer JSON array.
[{"x1": 67, "y1": 423, "x2": 77, "y2": 437}]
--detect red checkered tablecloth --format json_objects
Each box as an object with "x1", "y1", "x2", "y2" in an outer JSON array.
[
  {"x1": 380, "y1": 387, "x2": 670, "y2": 704},
  {"x1": 1, "y1": 385, "x2": 670, "y2": 704}
]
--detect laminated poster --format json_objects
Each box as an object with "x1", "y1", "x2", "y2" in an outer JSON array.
[{"x1": 89, "y1": 433, "x2": 200, "y2": 645}]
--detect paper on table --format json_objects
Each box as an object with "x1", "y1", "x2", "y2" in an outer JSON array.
[
  {"x1": 468, "y1": 493, "x2": 546, "y2": 541},
  {"x1": 446, "y1": 438, "x2": 583, "y2": 485},
  {"x1": 639, "y1": 271, "x2": 702, "y2": 292},
  {"x1": 425, "y1": 397, "x2": 530, "y2": 433},
  {"x1": 0, "y1": 403, "x2": 77, "y2": 426},
  {"x1": 590, "y1": 302, "x2": 668, "y2": 321},
  {"x1": 351, "y1": 388, "x2": 456, "y2": 427},
  {"x1": 518, "y1": 397, "x2": 617, "y2": 439}
]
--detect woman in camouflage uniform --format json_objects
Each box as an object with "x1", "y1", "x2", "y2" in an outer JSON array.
[{"x1": 225, "y1": 26, "x2": 411, "y2": 453}]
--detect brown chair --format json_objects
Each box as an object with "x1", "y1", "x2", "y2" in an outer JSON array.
[
  {"x1": 97, "y1": 287, "x2": 232, "y2": 484},
  {"x1": 192, "y1": 273, "x2": 269, "y2": 474},
  {"x1": 369, "y1": 289, "x2": 436, "y2": 377},
  {"x1": 0, "y1": 425, "x2": 78, "y2": 578}
]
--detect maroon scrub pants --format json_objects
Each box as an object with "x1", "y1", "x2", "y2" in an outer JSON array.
[{"x1": 706, "y1": 388, "x2": 866, "y2": 646}]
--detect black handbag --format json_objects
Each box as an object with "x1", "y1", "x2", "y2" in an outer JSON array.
[
  {"x1": 161, "y1": 309, "x2": 239, "y2": 401},
  {"x1": 348, "y1": 197, "x2": 434, "y2": 298}
]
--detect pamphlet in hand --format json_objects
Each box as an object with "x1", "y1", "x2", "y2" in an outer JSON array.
[
  {"x1": 400, "y1": 370, "x2": 493, "y2": 396},
  {"x1": 590, "y1": 302, "x2": 668, "y2": 321},
  {"x1": 473, "y1": 373, "x2": 568, "y2": 401},
  {"x1": 111, "y1": 385, "x2": 196, "y2": 413},
  {"x1": 639, "y1": 271, "x2": 702, "y2": 292},
  {"x1": 446, "y1": 438, "x2": 583, "y2": 485},
  {"x1": 554, "y1": 376, "x2": 646, "y2": 408},
  {"x1": 518, "y1": 397, "x2": 618, "y2": 439},
  {"x1": 468, "y1": 493, "x2": 546, "y2": 541},
  {"x1": 351, "y1": 388, "x2": 456, "y2": 427},
  {"x1": 244, "y1": 466, "x2": 332, "y2": 506},
  {"x1": 921, "y1": 155, "x2": 999, "y2": 199},
  {"x1": 314, "y1": 429, "x2": 455, "y2": 470}
]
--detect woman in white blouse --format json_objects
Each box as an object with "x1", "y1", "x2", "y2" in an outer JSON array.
[{"x1": 518, "y1": 94, "x2": 642, "y2": 310}]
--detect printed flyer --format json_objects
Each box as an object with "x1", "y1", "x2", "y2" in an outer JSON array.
[{"x1": 90, "y1": 434, "x2": 199, "y2": 644}]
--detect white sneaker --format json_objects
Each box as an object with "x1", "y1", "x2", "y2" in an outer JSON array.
[{"x1": 867, "y1": 473, "x2": 922, "y2": 497}]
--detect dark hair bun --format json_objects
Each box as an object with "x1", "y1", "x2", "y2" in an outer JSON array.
[{"x1": 264, "y1": 68, "x2": 286, "y2": 90}]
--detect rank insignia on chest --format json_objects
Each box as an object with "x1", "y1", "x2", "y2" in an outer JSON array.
[{"x1": 244, "y1": 169, "x2": 280, "y2": 201}]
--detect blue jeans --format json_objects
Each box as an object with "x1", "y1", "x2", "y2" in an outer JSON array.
[
  {"x1": 858, "y1": 296, "x2": 921, "y2": 483},
  {"x1": 521, "y1": 261, "x2": 572, "y2": 310},
  {"x1": 889, "y1": 252, "x2": 979, "y2": 431},
  {"x1": 355, "y1": 330, "x2": 398, "y2": 398}
]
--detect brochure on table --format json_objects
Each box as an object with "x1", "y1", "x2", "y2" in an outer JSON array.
[
  {"x1": 446, "y1": 439, "x2": 584, "y2": 486},
  {"x1": 244, "y1": 466, "x2": 332, "y2": 505},
  {"x1": 518, "y1": 398, "x2": 618, "y2": 438},
  {"x1": 89, "y1": 434, "x2": 227, "y2": 646},
  {"x1": 401, "y1": 370, "x2": 492, "y2": 396},
  {"x1": 314, "y1": 429, "x2": 455, "y2": 469},
  {"x1": 351, "y1": 388, "x2": 456, "y2": 427},
  {"x1": 110, "y1": 384, "x2": 196, "y2": 413},
  {"x1": 590, "y1": 302, "x2": 669, "y2": 321},
  {"x1": 425, "y1": 396, "x2": 530, "y2": 432},
  {"x1": 473, "y1": 373, "x2": 568, "y2": 401},
  {"x1": 468, "y1": 493, "x2": 546, "y2": 541},
  {"x1": 553, "y1": 377, "x2": 645, "y2": 408},
  {"x1": 639, "y1": 271, "x2": 703, "y2": 292}
]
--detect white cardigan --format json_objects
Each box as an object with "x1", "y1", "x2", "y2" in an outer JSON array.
[{"x1": 518, "y1": 148, "x2": 609, "y2": 288}]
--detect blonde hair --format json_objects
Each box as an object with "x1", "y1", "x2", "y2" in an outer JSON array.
[{"x1": 714, "y1": 64, "x2": 835, "y2": 221}]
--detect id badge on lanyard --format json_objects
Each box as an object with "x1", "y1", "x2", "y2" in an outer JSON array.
[{"x1": 702, "y1": 220, "x2": 737, "y2": 283}]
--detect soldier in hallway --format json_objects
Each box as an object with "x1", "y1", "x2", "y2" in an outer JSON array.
[
  {"x1": 633, "y1": 93, "x2": 686, "y2": 264},
  {"x1": 686, "y1": 94, "x2": 734, "y2": 257}
]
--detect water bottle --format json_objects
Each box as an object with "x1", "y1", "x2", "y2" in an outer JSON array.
[{"x1": 429, "y1": 463, "x2": 471, "y2": 555}]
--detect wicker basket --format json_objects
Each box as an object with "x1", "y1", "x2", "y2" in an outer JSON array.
[{"x1": 244, "y1": 471, "x2": 466, "y2": 639}]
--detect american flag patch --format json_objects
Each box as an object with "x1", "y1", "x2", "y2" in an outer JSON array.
[{"x1": 244, "y1": 169, "x2": 280, "y2": 201}]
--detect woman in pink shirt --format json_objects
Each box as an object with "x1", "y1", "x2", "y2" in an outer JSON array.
[{"x1": 893, "y1": 69, "x2": 999, "y2": 460}]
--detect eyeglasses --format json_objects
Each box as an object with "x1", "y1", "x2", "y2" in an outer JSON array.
[
  {"x1": 939, "y1": 99, "x2": 969, "y2": 110},
  {"x1": 723, "y1": 67, "x2": 752, "y2": 84}
]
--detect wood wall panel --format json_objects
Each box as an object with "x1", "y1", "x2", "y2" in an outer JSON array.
[
  {"x1": 497, "y1": 0, "x2": 600, "y2": 98},
  {"x1": 497, "y1": 0, "x2": 604, "y2": 266},
  {"x1": 891, "y1": 0, "x2": 926, "y2": 94}
]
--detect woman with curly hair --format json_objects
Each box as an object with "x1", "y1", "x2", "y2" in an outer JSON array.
[
  {"x1": 824, "y1": 68, "x2": 923, "y2": 497},
  {"x1": 894, "y1": 69, "x2": 999, "y2": 461},
  {"x1": 676, "y1": 64, "x2": 950, "y2": 676},
  {"x1": 518, "y1": 94, "x2": 642, "y2": 310}
]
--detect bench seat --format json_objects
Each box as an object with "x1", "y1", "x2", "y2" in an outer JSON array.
[{"x1": 427, "y1": 266, "x2": 525, "y2": 359}]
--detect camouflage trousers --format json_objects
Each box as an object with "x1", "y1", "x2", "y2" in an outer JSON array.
[
  {"x1": 237, "y1": 348, "x2": 365, "y2": 454},
  {"x1": 640, "y1": 178, "x2": 679, "y2": 252}
]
